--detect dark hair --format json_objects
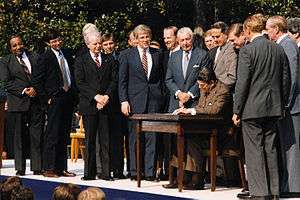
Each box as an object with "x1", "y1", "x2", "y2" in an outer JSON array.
[
  {"x1": 197, "y1": 67, "x2": 216, "y2": 82},
  {"x1": 227, "y1": 23, "x2": 243, "y2": 36},
  {"x1": 45, "y1": 29, "x2": 61, "y2": 42},
  {"x1": 10, "y1": 186, "x2": 34, "y2": 200},
  {"x1": 102, "y1": 33, "x2": 114, "y2": 42},
  {"x1": 7, "y1": 34, "x2": 22, "y2": 50},
  {"x1": 52, "y1": 183, "x2": 81, "y2": 200},
  {"x1": 211, "y1": 21, "x2": 229, "y2": 34},
  {"x1": 1, "y1": 176, "x2": 22, "y2": 200}
]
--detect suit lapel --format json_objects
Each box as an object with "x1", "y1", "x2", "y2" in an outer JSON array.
[
  {"x1": 176, "y1": 50, "x2": 185, "y2": 81},
  {"x1": 185, "y1": 48, "x2": 198, "y2": 80},
  {"x1": 214, "y1": 44, "x2": 227, "y2": 69},
  {"x1": 133, "y1": 48, "x2": 147, "y2": 80},
  {"x1": 12, "y1": 55, "x2": 30, "y2": 81},
  {"x1": 149, "y1": 48, "x2": 158, "y2": 80}
]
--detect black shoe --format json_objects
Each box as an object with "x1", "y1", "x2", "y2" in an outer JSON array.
[
  {"x1": 16, "y1": 170, "x2": 25, "y2": 176},
  {"x1": 237, "y1": 191, "x2": 255, "y2": 199},
  {"x1": 183, "y1": 183, "x2": 204, "y2": 190},
  {"x1": 114, "y1": 172, "x2": 127, "y2": 179},
  {"x1": 97, "y1": 175, "x2": 114, "y2": 181},
  {"x1": 130, "y1": 175, "x2": 137, "y2": 181},
  {"x1": 162, "y1": 182, "x2": 178, "y2": 189},
  {"x1": 81, "y1": 176, "x2": 96, "y2": 181},
  {"x1": 145, "y1": 176, "x2": 159, "y2": 182},
  {"x1": 33, "y1": 170, "x2": 43, "y2": 175},
  {"x1": 280, "y1": 192, "x2": 300, "y2": 198},
  {"x1": 159, "y1": 174, "x2": 169, "y2": 181}
]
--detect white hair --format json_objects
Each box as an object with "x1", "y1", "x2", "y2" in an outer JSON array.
[
  {"x1": 82, "y1": 23, "x2": 99, "y2": 37},
  {"x1": 84, "y1": 31, "x2": 101, "y2": 46},
  {"x1": 177, "y1": 27, "x2": 193, "y2": 39}
]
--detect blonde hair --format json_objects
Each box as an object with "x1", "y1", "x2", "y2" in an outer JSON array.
[
  {"x1": 133, "y1": 24, "x2": 152, "y2": 38},
  {"x1": 243, "y1": 15, "x2": 266, "y2": 33},
  {"x1": 267, "y1": 15, "x2": 288, "y2": 33}
]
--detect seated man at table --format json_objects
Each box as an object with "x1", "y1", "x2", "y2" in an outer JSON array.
[{"x1": 164, "y1": 66, "x2": 233, "y2": 190}]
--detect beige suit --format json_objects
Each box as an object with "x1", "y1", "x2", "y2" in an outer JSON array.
[{"x1": 213, "y1": 43, "x2": 237, "y2": 88}]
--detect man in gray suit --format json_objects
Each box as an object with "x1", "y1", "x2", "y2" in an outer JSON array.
[
  {"x1": 266, "y1": 15, "x2": 300, "y2": 197},
  {"x1": 233, "y1": 15, "x2": 290, "y2": 199},
  {"x1": 164, "y1": 27, "x2": 212, "y2": 189},
  {"x1": 211, "y1": 22, "x2": 237, "y2": 89},
  {"x1": 165, "y1": 27, "x2": 212, "y2": 113}
]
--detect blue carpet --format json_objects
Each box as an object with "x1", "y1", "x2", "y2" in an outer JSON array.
[{"x1": 0, "y1": 176, "x2": 192, "y2": 200}]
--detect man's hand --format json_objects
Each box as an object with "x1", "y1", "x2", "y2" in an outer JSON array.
[
  {"x1": 96, "y1": 102, "x2": 103, "y2": 110},
  {"x1": 25, "y1": 87, "x2": 36, "y2": 97},
  {"x1": 177, "y1": 92, "x2": 191, "y2": 104},
  {"x1": 232, "y1": 114, "x2": 241, "y2": 126},
  {"x1": 95, "y1": 94, "x2": 109, "y2": 107},
  {"x1": 121, "y1": 101, "x2": 131, "y2": 116},
  {"x1": 172, "y1": 107, "x2": 190, "y2": 115}
]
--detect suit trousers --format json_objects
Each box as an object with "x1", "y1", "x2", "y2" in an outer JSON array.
[
  {"x1": 128, "y1": 120, "x2": 157, "y2": 177},
  {"x1": 43, "y1": 91, "x2": 73, "y2": 172},
  {"x1": 277, "y1": 112, "x2": 300, "y2": 192},
  {"x1": 12, "y1": 101, "x2": 44, "y2": 172},
  {"x1": 242, "y1": 117, "x2": 279, "y2": 196},
  {"x1": 83, "y1": 112, "x2": 110, "y2": 178}
]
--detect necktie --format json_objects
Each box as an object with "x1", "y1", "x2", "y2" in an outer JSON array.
[
  {"x1": 94, "y1": 53, "x2": 101, "y2": 68},
  {"x1": 142, "y1": 49, "x2": 148, "y2": 76},
  {"x1": 59, "y1": 52, "x2": 71, "y2": 91},
  {"x1": 183, "y1": 51, "x2": 189, "y2": 79},
  {"x1": 18, "y1": 55, "x2": 31, "y2": 79}
]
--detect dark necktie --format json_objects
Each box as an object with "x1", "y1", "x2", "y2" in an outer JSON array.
[
  {"x1": 58, "y1": 51, "x2": 70, "y2": 91},
  {"x1": 141, "y1": 49, "x2": 148, "y2": 76},
  {"x1": 18, "y1": 55, "x2": 31, "y2": 79},
  {"x1": 94, "y1": 53, "x2": 101, "y2": 68}
]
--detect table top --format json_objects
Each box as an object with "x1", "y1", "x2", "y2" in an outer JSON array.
[{"x1": 129, "y1": 113, "x2": 224, "y2": 122}]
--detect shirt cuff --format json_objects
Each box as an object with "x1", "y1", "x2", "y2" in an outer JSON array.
[
  {"x1": 94, "y1": 94, "x2": 101, "y2": 101},
  {"x1": 121, "y1": 101, "x2": 129, "y2": 105},
  {"x1": 175, "y1": 90, "x2": 181, "y2": 99},
  {"x1": 188, "y1": 108, "x2": 197, "y2": 115},
  {"x1": 22, "y1": 88, "x2": 27, "y2": 95},
  {"x1": 187, "y1": 91, "x2": 195, "y2": 99}
]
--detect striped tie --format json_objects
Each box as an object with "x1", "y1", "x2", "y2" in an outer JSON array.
[
  {"x1": 142, "y1": 49, "x2": 148, "y2": 75},
  {"x1": 94, "y1": 53, "x2": 101, "y2": 68}
]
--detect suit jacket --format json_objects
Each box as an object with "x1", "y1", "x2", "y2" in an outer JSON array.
[
  {"x1": 279, "y1": 35, "x2": 300, "y2": 115},
  {"x1": 195, "y1": 81, "x2": 232, "y2": 120},
  {"x1": 32, "y1": 48, "x2": 78, "y2": 105},
  {"x1": 118, "y1": 47, "x2": 164, "y2": 114},
  {"x1": 213, "y1": 43, "x2": 237, "y2": 87},
  {"x1": 0, "y1": 52, "x2": 39, "y2": 112},
  {"x1": 74, "y1": 52, "x2": 117, "y2": 115},
  {"x1": 234, "y1": 36, "x2": 291, "y2": 120},
  {"x1": 165, "y1": 47, "x2": 212, "y2": 112},
  {"x1": 209, "y1": 47, "x2": 218, "y2": 62}
]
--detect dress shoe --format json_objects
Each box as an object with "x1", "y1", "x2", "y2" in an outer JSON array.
[
  {"x1": 237, "y1": 191, "x2": 255, "y2": 199},
  {"x1": 16, "y1": 170, "x2": 25, "y2": 176},
  {"x1": 130, "y1": 175, "x2": 137, "y2": 181},
  {"x1": 162, "y1": 182, "x2": 178, "y2": 189},
  {"x1": 33, "y1": 170, "x2": 42, "y2": 175},
  {"x1": 280, "y1": 192, "x2": 300, "y2": 198},
  {"x1": 145, "y1": 176, "x2": 159, "y2": 182},
  {"x1": 58, "y1": 170, "x2": 76, "y2": 177},
  {"x1": 114, "y1": 173, "x2": 127, "y2": 179},
  {"x1": 43, "y1": 170, "x2": 59, "y2": 178},
  {"x1": 81, "y1": 176, "x2": 96, "y2": 181},
  {"x1": 159, "y1": 174, "x2": 169, "y2": 181},
  {"x1": 97, "y1": 175, "x2": 114, "y2": 181},
  {"x1": 183, "y1": 183, "x2": 204, "y2": 190}
]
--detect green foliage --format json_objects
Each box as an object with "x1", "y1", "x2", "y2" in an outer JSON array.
[{"x1": 0, "y1": 0, "x2": 299, "y2": 56}]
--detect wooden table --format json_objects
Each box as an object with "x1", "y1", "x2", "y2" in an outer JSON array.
[{"x1": 130, "y1": 113, "x2": 225, "y2": 192}]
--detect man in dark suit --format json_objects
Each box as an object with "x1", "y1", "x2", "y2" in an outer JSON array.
[
  {"x1": 233, "y1": 15, "x2": 291, "y2": 199},
  {"x1": 0, "y1": 35, "x2": 44, "y2": 175},
  {"x1": 119, "y1": 24, "x2": 164, "y2": 181},
  {"x1": 32, "y1": 30, "x2": 77, "y2": 178},
  {"x1": 75, "y1": 31, "x2": 117, "y2": 181},
  {"x1": 266, "y1": 15, "x2": 300, "y2": 197}
]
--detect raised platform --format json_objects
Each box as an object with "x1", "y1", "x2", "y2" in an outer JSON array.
[{"x1": 0, "y1": 159, "x2": 294, "y2": 200}]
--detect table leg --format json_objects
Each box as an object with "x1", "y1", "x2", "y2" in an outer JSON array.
[
  {"x1": 177, "y1": 126, "x2": 184, "y2": 192},
  {"x1": 210, "y1": 129, "x2": 217, "y2": 191},
  {"x1": 136, "y1": 121, "x2": 142, "y2": 187}
]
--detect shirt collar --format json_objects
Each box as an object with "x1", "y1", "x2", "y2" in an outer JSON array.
[
  {"x1": 170, "y1": 45, "x2": 180, "y2": 53},
  {"x1": 137, "y1": 46, "x2": 149, "y2": 54},
  {"x1": 51, "y1": 48, "x2": 61, "y2": 57},
  {"x1": 276, "y1": 33, "x2": 288, "y2": 44}
]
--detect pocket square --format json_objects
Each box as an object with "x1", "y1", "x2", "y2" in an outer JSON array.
[{"x1": 193, "y1": 65, "x2": 200, "y2": 68}]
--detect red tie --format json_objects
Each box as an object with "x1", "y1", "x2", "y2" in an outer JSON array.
[
  {"x1": 142, "y1": 49, "x2": 148, "y2": 75},
  {"x1": 94, "y1": 53, "x2": 101, "y2": 68}
]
